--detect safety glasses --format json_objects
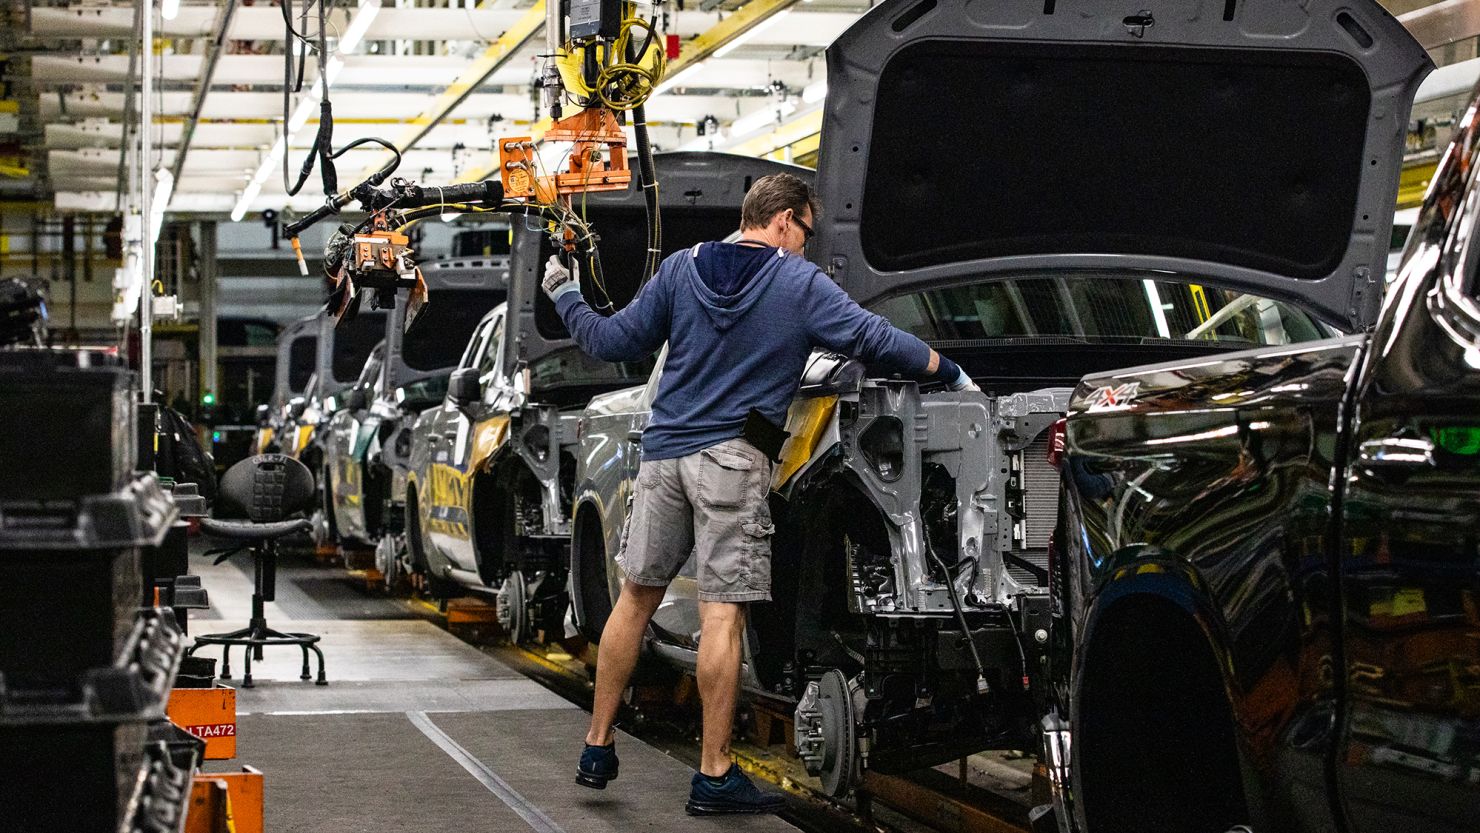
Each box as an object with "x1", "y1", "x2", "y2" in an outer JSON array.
[{"x1": 792, "y1": 211, "x2": 815, "y2": 241}]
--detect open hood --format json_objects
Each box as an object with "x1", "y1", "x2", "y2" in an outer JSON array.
[
  {"x1": 271, "y1": 314, "x2": 318, "y2": 409},
  {"x1": 506, "y1": 151, "x2": 812, "y2": 379},
  {"x1": 814, "y1": 0, "x2": 1432, "y2": 330},
  {"x1": 384, "y1": 256, "x2": 508, "y2": 394}
]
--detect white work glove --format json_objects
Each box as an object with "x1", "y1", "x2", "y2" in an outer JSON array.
[
  {"x1": 948, "y1": 369, "x2": 980, "y2": 394},
  {"x1": 543, "y1": 255, "x2": 581, "y2": 301}
]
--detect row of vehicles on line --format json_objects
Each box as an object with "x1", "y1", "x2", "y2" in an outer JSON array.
[{"x1": 260, "y1": 1, "x2": 1478, "y2": 829}]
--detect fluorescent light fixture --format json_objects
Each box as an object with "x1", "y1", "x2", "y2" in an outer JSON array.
[
  {"x1": 336, "y1": 0, "x2": 382, "y2": 56},
  {"x1": 801, "y1": 80, "x2": 827, "y2": 104},
  {"x1": 653, "y1": 61, "x2": 707, "y2": 96},
  {"x1": 230, "y1": 179, "x2": 263, "y2": 222},
  {"x1": 712, "y1": 9, "x2": 791, "y2": 59},
  {"x1": 288, "y1": 97, "x2": 319, "y2": 133},
  {"x1": 149, "y1": 168, "x2": 174, "y2": 244},
  {"x1": 238, "y1": 5, "x2": 364, "y2": 223},
  {"x1": 263, "y1": 137, "x2": 286, "y2": 170},
  {"x1": 160, "y1": 0, "x2": 180, "y2": 21},
  {"x1": 730, "y1": 101, "x2": 796, "y2": 137}
]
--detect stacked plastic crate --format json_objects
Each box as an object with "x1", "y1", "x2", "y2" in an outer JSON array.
[{"x1": 0, "y1": 350, "x2": 200, "y2": 832}]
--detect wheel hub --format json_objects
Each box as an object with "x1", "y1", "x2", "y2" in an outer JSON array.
[
  {"x1": 496, "y1": 570, "x2": 528, "y2": 644},
  {"x1": 792, "y1": 668, "x2": 859, "y2": 797}
]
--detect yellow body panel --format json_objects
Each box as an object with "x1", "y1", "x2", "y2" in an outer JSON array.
[
  {"x1": 425, "y1": 415, "x2": 510, "y2": 540},
  {"x1": 773, "y1": 395, "x2": 838, "y2": 490},
  {"x1": 471, "y1": 415, "x2": 510, "y2": 474},
  {"x1": 294, "y1": 424, "x2": 314, "y2": 456},
  {"x1": 253, "y1": 428, "x2": 274, "y2": 455}
]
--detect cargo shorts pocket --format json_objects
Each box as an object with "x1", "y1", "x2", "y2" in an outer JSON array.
[
  {"x1": 614, "y1": 509, "x2": 634, "y2": 571},
  {"x1": 698, "y1": 446, "x2": 755, "y2": 509},
  {"x1": 740, "y1": 518, "x2": 775, "y2": 591},
  {"x1": 637, "y1": 458, "x2": 663, "y2": 489}
]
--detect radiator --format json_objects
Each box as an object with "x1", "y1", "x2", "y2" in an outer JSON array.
[{"x1": 1009, "y1": 435, "x2": 1059, "y2": 587}]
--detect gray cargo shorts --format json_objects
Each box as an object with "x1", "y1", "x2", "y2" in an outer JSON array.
[{"x1": 616, "y1": 438, "x2": 776, "y2": 603}]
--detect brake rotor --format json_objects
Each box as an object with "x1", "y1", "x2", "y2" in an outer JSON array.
[
  {"x1": 496, "y1": 569, "x2": 528, "y2": 644},
  {"x1": 375, "y1": 534, "x2": 402, "y2": 590},
  {"x1": 793, "y1": 668, "x2": 859, "y2": 797}
]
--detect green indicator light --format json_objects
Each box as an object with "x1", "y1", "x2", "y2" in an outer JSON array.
[
  {"x1": 212, "y1": 431, "x2": 222, "y2": 443},
  {"x1": 1430, "y1": 426, "x2": 1480, "y2": 456},
  {"x1": 201, "y1": 392, "x2": 216, "y2": 405}
]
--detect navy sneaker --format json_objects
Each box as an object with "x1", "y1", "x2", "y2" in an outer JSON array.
[
  {"x1": 577, "y1": 742, "x2": 619, "y2": 789},
  {"x1": 686, "y1": 764, "x2": 786, "y2": 816}
]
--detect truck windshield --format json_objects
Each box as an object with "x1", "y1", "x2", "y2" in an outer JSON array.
[
  {"x1": 403, "y1": 290, "x2": 507, "y2": 371},
  {"x1": 870, "y1": 275, "x2": 1329, "y2": 347}
]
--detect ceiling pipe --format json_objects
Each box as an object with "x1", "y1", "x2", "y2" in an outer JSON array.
[
  {"x1": 169, "y1": 0, "x2": 240, "y2": 186},
  {"x1": 112, "y1": 2, "x2": 142, "y2": 210}
]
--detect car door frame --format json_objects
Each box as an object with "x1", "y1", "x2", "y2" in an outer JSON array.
[{"x1": 1334, "y1": 97, "x2": 1480, "y2": 833}]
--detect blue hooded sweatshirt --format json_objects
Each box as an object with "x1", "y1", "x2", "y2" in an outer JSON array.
[{"x1": 555, "y1": 243, "x2": 931, "y2": 461}]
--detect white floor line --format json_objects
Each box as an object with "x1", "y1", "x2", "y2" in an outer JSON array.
[{"x1": 405, "y1": 710, "x2": 569, "y2": 833}]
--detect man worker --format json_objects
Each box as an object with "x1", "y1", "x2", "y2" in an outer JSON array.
[{"x1": 542, "y1": 173, "x2": 976, "y2": 816}]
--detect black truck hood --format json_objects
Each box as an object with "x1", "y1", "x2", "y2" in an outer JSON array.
[{"x1": 814, "y1": 0, "x2": 1432, "y2": 330}]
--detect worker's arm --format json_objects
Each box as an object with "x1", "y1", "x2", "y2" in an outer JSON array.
[
  {"x1": 549, "y1": 256, "x2": 671, "y2": 363},
  {"x1": 803, "y1": 269, "x2": 976, "y2": 391}
]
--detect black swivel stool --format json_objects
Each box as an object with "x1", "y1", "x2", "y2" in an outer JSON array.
[{"x1": 188, "y1": 454, "x2": 326, "y2": 688}]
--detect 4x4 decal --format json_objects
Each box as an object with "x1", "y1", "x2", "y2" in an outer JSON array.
[{"x1": 1085, "y1": 381, "x2": 1141, "y2": 411}]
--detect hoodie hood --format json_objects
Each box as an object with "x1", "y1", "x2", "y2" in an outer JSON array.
[{"x1": 681, "y1": 246, "x2": 790, "y2": 332}]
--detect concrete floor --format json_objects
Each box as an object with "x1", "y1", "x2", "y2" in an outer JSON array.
[{"x1": 195, "y1": 554, "x2": 801, "y2": 832}]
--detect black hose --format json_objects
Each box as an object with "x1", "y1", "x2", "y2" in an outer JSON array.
[
  {"x1": 626, "y1": 26, "x2": 661, "y2": 286},
  {"x1": 283, "y1": 0, "x2": 337, "y2": 197},
  {"x1": 315, "y1": 0, "x2": 338, "y2": 195},
  {"x1": 928, "y1": 546, "x2": 991, "y2": 694},
  {"x1": 633, "y1": 102, "x2": 660, "y2": 284}
]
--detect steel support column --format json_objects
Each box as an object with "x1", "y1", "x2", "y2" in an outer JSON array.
[{"x1": 198, "y1": 221, "x2": 219, "y2": 404}]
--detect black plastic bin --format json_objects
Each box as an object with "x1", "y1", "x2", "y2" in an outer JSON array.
[
  {"x1": 0, "y1": 607, "x2": 186, "y2": 832},
  {"x1": 0, "y1": 349, "x2": 137, "y2": 502},
  {"x1": 130, "y1": 720, "x2": 205, "y2": 833},
  {"x1": 0, "y1": 474, "x2": 177, "y2": 693}
]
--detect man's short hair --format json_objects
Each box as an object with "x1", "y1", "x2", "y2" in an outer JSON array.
[{"x1": 740, "y1": 173, "x2": 819, "y2": 230}]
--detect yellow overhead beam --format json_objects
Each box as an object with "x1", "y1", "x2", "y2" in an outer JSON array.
[
  {"x1": 460, "y1": 117, "x2": 552, "y2": 184},
  {"x1": 666, "y1": 0, "x2": 801, "y2": 77},
  {"x1": 727, "y1": 107, "x2": 822, "y2": 161},
  {"x1": 358, "y1": 0, "x2": 547, "y2": 180}
]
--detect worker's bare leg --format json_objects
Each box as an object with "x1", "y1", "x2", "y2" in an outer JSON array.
[
  {"x1": 696, "y1": 600, "x2": 746, "y2": 777},
  {"x1": 586, "y1": 581, "x2": 666, "y2": 746}
]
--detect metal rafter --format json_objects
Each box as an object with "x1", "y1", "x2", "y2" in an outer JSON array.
[
  {"x1": 355, "y1": 0, "x2": 548, "y2": 181},
  {"x1": 169, "y1": 0, "x2": 239, "y2": 185}
]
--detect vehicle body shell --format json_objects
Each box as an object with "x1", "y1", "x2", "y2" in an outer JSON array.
[{"x1": 1050, "y1": 78, "x2": 1480, "y2": 833}]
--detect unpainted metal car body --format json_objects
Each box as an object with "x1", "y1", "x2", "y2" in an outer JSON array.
[
  {"x1": 1047, "y1": 48, "x2": 1480, "y2": 833},
  {"x1": 570, "y1": 0, "x2": 1430, "y2": 800},
  {"x1": 320, "y1": 255, "x2": 509, "y2": 554},
  {"x1": 405, "y1": 152, "x2": 806, "y2": 640}
]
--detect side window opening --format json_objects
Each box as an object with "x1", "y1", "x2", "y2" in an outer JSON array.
[{"x1": 480, "y1": 316, "x2": 504, "y2": 380}]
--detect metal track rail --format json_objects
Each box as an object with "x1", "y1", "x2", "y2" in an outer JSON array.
[{"x1": 402, "y1": 595, "x2": 1033, "y2": 833}]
